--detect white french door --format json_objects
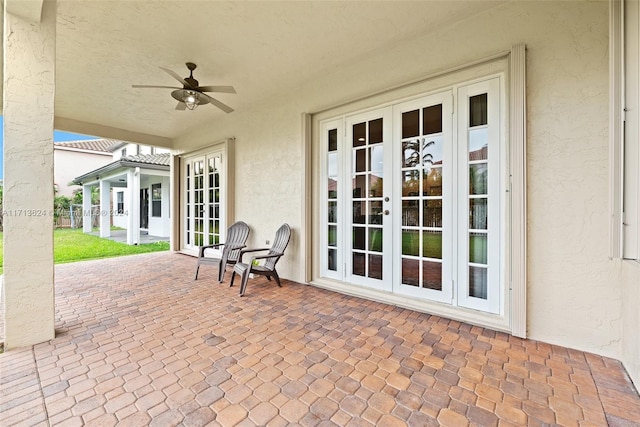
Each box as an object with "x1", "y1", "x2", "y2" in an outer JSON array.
[
  {"x1": 393, "y1": 91, "x2": 454, "y2": 304},
  {"x1": 345, "y1": 109, "x2": 393, "y2": 291},
  {"x1": 320, "y1": 76, "x2": 504, "y2": 315},
  {"x1": 456, "y1": 79, "x2": 502, "y2": 314},
  {"x1": 183, "y1": 152, "x2": 224, "y2": 251}
]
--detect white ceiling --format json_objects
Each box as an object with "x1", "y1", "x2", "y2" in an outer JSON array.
[{"x1": 49, "y1": 1, "x2": 503, "y2": 141}]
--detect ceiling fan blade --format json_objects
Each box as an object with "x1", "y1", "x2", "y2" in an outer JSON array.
[
  {"x1": 132, "y1": 85, "x2": 181, "y2": 89},
  {"x1": 198, "y1": 85, "x2": 236, "y2": 94},
  {"x1": 159, "y1": 66, "x2": 193, "y2": 88},
  {"x1": 202, "y1": 93, "x2": 234, "y2": 113},
  {"x1": 175, "y1": 102, "x2": 186, "y2": 111}
]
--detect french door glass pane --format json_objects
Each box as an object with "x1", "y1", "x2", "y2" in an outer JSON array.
[
  {"x1": 423, "y1": 200, "x2": 442, "y2": 228},
  {"x1": 328, "y1": 225, "x2": 337, "y2": 246},
  {"x1": 369, "y1": 118, "x2": 383, "y2": 143},
  {"x1": 369, "y1": 254, "x2": 383, "y2": 279},
  {"x1": 355, "y1": 149, "x2": 366, "y2": 172},
  {"x1": 469, "y1": 94, "x2": 488, "y2": 126},
  {"x1": 423, "y1": 230, "x2": 442, "y2": 259},
  {"x1": 368, "y1": 228, "x2": 382, "y2": 252},
  {"x1": 469, "y1": 266, "x2": 488, "y2": 299},
  {"x1": 423, "y1": 135, "x2": 444, "y2": 166},
  {"x1": 402, "y1": 258, "x2": 419, "y2": 286},
  {"x1": 402, "y1": 110, "x2": 419, "y2": 138},
  {"x1": 353, "y1": 201, "x2": 365, "y2": 223},
  {"x1": 402, "y1": 170, "x2": 420, "y2": 196},
  {"x1": 402, "y1": 139, "x2": 421, "y2": 167},
  {"x1": 328, "y1": 201, "x2": 337, "y2": 223},
  {"x1": 328, "y1": 152, "x2": 338, "y2": 176},
  {"x1": 423, "y1": 167, "x2": 442, "y2": 196},
  {"x1": 469, "y1": 164, "x2": 488, "y2": 195},
  {"x1": 423, "y1": 105, "x2": 443, "y2": 134},
  {"x1": 469, "y1": 128, "x2": 488, "y2": 160},
  {"x1": 353, "y1": 175, "x2": 366, "y2": 198},
  {"x1": 402, "y1": 200, "x2": 419, "y2": 226},
  {"x1": 328, "y1": 249, "x2": 337, "y2": 271},
  {"x1": 353, "y1": 227, "x2": 365, "y2": 250},
  {"x1": 469, "y1": 232, "x2": 488, "y2": 264},
  {"x1": 368, "y1": 201, "x2": 382, "y2": 224},
  {"x1": 353, "y1": 252, "x2": 365, "y2": 276},
  {"x1": 469, "y1": 198, "x2": 488, "y2": 230},
  {"x1": 423, "y1": 261, "x2": 442, "y2": 290},
  {"x1": 353, "y1": 123, "x2": 366, "y2": 147},
  {"x1": 402, "y1": 230, "x2": 420, "y2": 256},
  {"x1": 328, "y1": 178, "x2": 338, "y2": 199},
  {"x1": 328, "y1": 129, "x2": 338, "y2": 151}
]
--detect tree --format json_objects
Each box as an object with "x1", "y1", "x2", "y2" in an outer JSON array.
[{"x1": 71, "y1": 186, "x2": 100, "y2": 205}]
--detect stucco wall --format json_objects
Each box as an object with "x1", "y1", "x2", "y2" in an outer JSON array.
[
  {"x1": 54, "y1": 149, "x2": 112, "y2": 197},
  {"x1": 174, "y1": 2, "x2": 630, "y2": 361}
]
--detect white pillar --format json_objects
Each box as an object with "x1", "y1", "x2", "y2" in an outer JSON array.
[
  {"x1": 99, "y1": 180, "x2": 111, "y2": 238},
  {"x1": 82, "y1": 184, "x2": 92, "y2": 233},
  {"x1": 2, "y1": 0, "x2": 56, "y2": 349},
  {"x1": 170, "y1": 154, "x2": 179, "y2": 251},
  {"x1": 126, "y1": 168, "x2": 141, "y2": 245}
]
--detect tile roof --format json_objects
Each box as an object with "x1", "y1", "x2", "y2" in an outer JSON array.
[
  {"x1": 54, "y1": 139, "x2": 120, "y2": 153},
  {"x1": 121, "y1": 153, "x2": 170, "y2": 166}
]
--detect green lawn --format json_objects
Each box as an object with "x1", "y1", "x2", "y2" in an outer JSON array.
[{"x1": 0, "y1": 229, "x2": 169, "y2": 274}]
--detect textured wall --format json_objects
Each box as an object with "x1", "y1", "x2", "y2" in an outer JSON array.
[
  {"x1": 174, "y1": 2, "x2": 631, "y2": 360},
  {"x1": 2, "y1": 2, "x2": 56, "y2": 348}
]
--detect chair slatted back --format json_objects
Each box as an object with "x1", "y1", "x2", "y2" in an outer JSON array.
[
  {"x1": 226, "y1": 221, "x2": 250, "y2": 262},
  {"x1": 264, "y1": 223, "x2": 291, "y2": 270}
]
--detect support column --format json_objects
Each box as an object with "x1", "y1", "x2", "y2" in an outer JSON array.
[
  {"x1": 82, "y1": 184, "x2": 92, "y2": 233},
  {"x1": 99, "y1": 180, "x2": 111, "y2": 238},
  {"x1": 126, "y1": 168, "x2": 141, "y2": 245},
  {"x1": 2, "y1": 0, "x2": 56, "y2": 349}
]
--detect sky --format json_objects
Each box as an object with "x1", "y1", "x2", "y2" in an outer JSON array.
[{"x1": 0, "y1": 116, "x2": 97, "y2": 178}]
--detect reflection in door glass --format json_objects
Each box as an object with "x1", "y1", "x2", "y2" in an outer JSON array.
[
  {"x1": 469, "y1": 266, "x2": 487, "y2": 299},
  {"x1": 326, "y1": 127, "x2": 339, "y2": 272},
  {"x1": 369, "y1": 254, "x2": 382, "y2": 279},
  {"x1": 400, "y1": 103, "x2": 445, "y2": 291},
  {"x1": 351, "y1": 118, "x2": 386, "y2": 281}
]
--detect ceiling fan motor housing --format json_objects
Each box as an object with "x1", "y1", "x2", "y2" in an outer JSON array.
[{"x1": 184, "y1": 77, "x2": 199, "y2": 89}]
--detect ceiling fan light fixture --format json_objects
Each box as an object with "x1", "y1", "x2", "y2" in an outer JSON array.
[{"x1": 182, "y1": 90, "x2": 200, "y2": 110}]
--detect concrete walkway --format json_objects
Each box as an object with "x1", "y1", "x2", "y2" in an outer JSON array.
[{"x1": 1, "y1": 252, "x2": 639, "y2": 426}]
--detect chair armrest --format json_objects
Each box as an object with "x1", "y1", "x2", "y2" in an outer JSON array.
[
  {"x1": 226, "y1": 244, "x2": 247, "y2": 251},
  {"x1": 250, "y1": 251, "x2": 283, "y2": 261},
  {"x1": 237, "y1": 247, "x2": 270, "y2": 263},
  {"x1": 245, "y1": 251, "x2": 284, "y2": 267}
]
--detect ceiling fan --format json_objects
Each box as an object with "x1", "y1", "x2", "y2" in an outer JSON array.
[{"x1": 132, "y1": 62, "x2": 236, "y2": 113}]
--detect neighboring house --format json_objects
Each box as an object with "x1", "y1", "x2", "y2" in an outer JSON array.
[
  {"x1": 73, "y1": 143, "x2": 171, "y2": 244},
  {"x1": 53, "y1": 139, "x2": 114, "y2": 197}
]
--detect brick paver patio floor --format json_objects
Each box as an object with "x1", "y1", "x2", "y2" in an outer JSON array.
[{"x1": 1, "y1": 252, "x2": 639, "y2": 426}]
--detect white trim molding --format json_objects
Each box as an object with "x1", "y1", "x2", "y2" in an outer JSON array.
[
  {"x1": 610, "y1": 0, "x2": 625, "y2": 259},
  {"x1": 510, "y1": 44, "x2": 527, "y2": 338}
]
